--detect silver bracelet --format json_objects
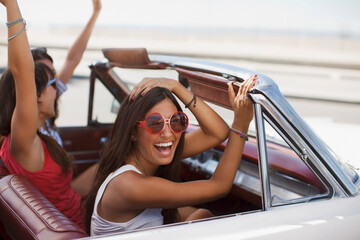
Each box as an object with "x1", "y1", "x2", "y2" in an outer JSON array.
[
  {"x1": 8, "y1": 26, "x2": 26, "y2": 41},
  {"x1": 230, "y1": 127, "x2": 249, "y2": 141},
  {"x1": 6, "y1": 18, "x2": 26, "y2": 27}
]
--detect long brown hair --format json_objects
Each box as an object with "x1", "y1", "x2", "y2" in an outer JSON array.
[
  {"x1": 31, "y1": 47, "x2": 60, "y2": 132},
  {"x1": 85, "y1": 87, "x2": 185, "y2": 233},
  {"x1": 0, "y1": 63, "x2": 72, "y2": 173}
]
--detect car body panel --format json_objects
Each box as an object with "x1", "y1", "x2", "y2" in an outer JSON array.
[{"x1": 85, "y1": 196, "x2": 360, "y2": 240}]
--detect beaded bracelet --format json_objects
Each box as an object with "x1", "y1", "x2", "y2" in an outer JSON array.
[
  {"x1": 6, "y1": 18, "x2": 26, "y2": 27},
  {"x1": 6, "y1": 18, "x2": 27, "y2": 41},
  {"x1": 8, "y1": 26, "x2": 26, "y2": 41},
  {"x1": 185, "y1": 93, "x2": 197, "y2": 108},
  {"x1": 230, "y1": 128, "x2": 249, "y2": 141}
]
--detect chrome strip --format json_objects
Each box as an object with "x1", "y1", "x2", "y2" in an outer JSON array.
[
  {"x1": 149, "y1": 54, "x2": 257, "y2": 82},
  {"x1": 271, "y1": 193, "x2": 330, "y2": 206},
  {"x1": 254, "y1": 103, "x2": 272, "y2": 210}
]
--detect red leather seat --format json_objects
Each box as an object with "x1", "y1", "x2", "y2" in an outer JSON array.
[
  {"x1": 0, "y1": 158, "x2": 88, "y2": 240},
  {"x1": 0, "y1": 158, "x2": 9, "y2": 178}
]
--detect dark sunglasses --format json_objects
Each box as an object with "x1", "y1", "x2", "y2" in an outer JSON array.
[
  {"x1": 31, "y1": 47, "x2": 47, "y2": 54},
  {"x1": 137, "y1": 111, "x2": 189, "y2": 135},
  {"x1": 46, "y1": 78, "x2": 57, "y2": 90}
]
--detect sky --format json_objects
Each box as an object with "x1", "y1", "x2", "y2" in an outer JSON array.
[{"x1": 1, "y1": 0, "x2": 360, "y2": 37}]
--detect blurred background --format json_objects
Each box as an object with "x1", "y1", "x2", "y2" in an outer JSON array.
[{"x1": 1, "y1": 0, "x2": 360, "y2": 162}]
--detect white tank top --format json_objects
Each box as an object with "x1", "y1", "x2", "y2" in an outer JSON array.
[{"x1": 90, "y1": 164, "x2": 163, "y2": 236}]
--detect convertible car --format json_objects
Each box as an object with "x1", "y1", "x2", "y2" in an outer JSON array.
[{"x1": 0, "y1": 48, "x2": 359, "y2": 240}]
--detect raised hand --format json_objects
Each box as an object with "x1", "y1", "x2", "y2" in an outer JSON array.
[
  {"x1": 129, "y1": 77, "x2": 177, "y2": 100},
  {"x1": 92, "y1": 0, "x2": 102, "y2": 13},
  {"x1": 228, "y1": 75, "x2": 257, "y2": 127}
]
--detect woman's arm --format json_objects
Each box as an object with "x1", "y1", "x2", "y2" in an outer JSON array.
[
  {"x1": 3, "y1": 0, "x2": 41, "y2": 170},
  {"x1": 57, "y1": 0, "x2": 101, "y2": 84},
  {"x1": 111, "y1": 76, "x2": 256, "y2": 210},
  {"x1": 130, "y1": 77, "x2": 230, "y2": 158}
]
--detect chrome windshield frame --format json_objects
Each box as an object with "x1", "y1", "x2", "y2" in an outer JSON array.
[{"x1": 254, "y1": 103, "x2": 272, "y2": 210}]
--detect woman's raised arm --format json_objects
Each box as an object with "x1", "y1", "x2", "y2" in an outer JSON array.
[
  {"x1": 3, "y1": 0, "x2": 41, "y2": 170},
  {"x1": 109, "y1": 76, "x2": 256, "y2": 210},
  {"x1": 57, "y1": 0, "x2": 102, "y2": 84}
]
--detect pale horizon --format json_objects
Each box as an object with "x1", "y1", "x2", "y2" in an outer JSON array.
[{"x1": 1, "y1": 0, "x2": 360, "y2": 38}]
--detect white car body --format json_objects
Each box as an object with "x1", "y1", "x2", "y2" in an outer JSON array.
[{"x1": 88, "y1": 196, "x2": 360, "y2": 240}]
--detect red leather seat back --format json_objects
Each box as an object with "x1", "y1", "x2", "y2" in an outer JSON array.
[
  {"x1": 0, "y1": 174, "x2": 88, "y2": 240},
  {"x1": 0, "y1": 157, "x2": 11, "y2": 239},
  {"x1": 0, "y1": 157, "x2": 9, "y2": 178}
]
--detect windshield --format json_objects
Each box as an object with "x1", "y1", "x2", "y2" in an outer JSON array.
[
  {"x1": 302, "y1": 118, "x2": 359, "y2": 185},
  {"x1": 322, "y1": 138, "x2": 359, "y2": 185}
]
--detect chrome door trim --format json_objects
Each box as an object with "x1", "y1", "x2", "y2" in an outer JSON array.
[{"x1": 254, "y1": 103, "x2": 272, "y2": 210}]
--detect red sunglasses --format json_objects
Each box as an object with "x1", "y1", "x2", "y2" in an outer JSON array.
[{"x1": 136, "y1": 111, "x2": 189, "y2": 135}]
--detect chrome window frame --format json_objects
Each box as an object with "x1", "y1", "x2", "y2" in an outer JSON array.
[{"x1": 251, "y1": 93, "x2": 351, "y2": 210}]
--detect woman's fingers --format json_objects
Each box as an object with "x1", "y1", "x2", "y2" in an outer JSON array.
[
  {"x1": 129, "y1": 77, "x2": 153, "y2": 100},
  {"x1": 244, "y1": 75, "x2": 256, "y2": 92},
  {"x1": 228, "y1": 74, "x2": 258, "y2": 111},
  {"x1": 228, "y1": 82, "x2": 236, "y2": 103},
  {"x1": 137, "y1": 82, "x2": 156, "y2": 97},
  {"x1": 129, "y1": 77, "x2": 175, "y2": 101},
  {"x1": 229, "y1": 75, "x2": 257, "y2": 125},
  {"x1": 233, "y1": 75, "x2": 257, "y2": 98},
  {"x1": 93, "y1": 0, "x2": 102, "y2": 11},
  {"x1": 246, "y1": 75, "x2": 257, "y2": 94}
]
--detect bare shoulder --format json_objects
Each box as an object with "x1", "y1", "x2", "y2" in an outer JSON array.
[
  {"x1": 99, "y1": 170, "x2": 147, "y2": 218},
  {"x1": 103, "y1": 170, "x2": 147, "y2": 207},
  {"x1": 108, "y1": 170, "x2": 144, "y2": 192}
]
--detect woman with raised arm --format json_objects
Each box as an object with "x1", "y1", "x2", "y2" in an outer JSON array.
[
  {"x1": 0, "y1": 0, "x2": 84, "y2": 230},
  {"x1": 86, "y1": 75, "x2": 256, "y2": 236},
  {"x1": 32, "y1": 0, "x2": 102, "y2": 147}
]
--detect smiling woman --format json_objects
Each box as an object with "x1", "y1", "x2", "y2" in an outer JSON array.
[
  {"x1": 84, "y1": 75, "x2": 256, "y2": 236},
  {"x1": 0, "y1": 0, "x2": 85, "y2": 231}
]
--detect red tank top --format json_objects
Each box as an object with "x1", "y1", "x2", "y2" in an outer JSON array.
[{"x1": 0, "y1": 135, "x2": 84, "y2": 230}]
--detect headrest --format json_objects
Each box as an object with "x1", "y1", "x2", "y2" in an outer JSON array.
[{"x1": 102, "y1": 48, "x2": 165, "y2": 69}]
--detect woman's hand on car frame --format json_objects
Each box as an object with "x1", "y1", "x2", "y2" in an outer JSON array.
[{"x1": 228, "y1": 75, "x2": 257, "y2": 127}]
